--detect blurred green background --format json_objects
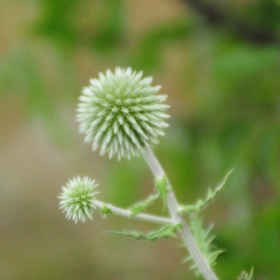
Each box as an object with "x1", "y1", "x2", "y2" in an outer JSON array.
[{"x1": 1, "y1": 0, "x2": 280, "y2": 279}]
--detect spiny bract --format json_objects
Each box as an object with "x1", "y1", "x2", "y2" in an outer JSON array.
[
  {"x1": 77, "y1": 67, "x2": 169, "y2": 159},
  {"x1": 59, "y1": 177, "x2": 98, "y2": 223}
]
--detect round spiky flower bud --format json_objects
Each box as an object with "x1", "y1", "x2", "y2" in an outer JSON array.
[
  {"x1": 59, "y1": 177, "x2": 98, "y2": 223},
  {"x1": 77, "y1": 67, "x2": 169, "y2": 159}
]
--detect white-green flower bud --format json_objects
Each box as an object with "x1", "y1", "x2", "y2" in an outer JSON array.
[
  {"x1": 59, "y1": 177, "x2": 98, "y2": 223},
  {"x1": 77, "y1": 67, "x2": 169, "y2": 159}
]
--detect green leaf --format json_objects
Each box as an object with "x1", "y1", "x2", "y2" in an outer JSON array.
[
  {"x1": 185, "y1": 214, "x2": 223, "y2": 276},
  {"x1": 109, "y1": 223, "x2": 182, "y2": 242},
  {"x1": 238, "y1": 268, "x2": 254, "y2": 280},
  {"x1": 178, "y1": 169, "x2": 234, "y2": 214},
  {"x1": 155, "y1": 175, "x2": 170, "y2": 205},
  {"x1": 100, "y1": 205, "x2": 113, "y2": 216},
  {"x1": 129, "y1": 193, "x2": 159, "y2": 216}
]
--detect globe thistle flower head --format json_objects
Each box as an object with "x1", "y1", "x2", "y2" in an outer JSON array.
[
  {"x1": 77, "y1": 67, "x2": 169, "y2": 160},
  {"x1": 59, "y1": 177, "x2": 98, "y2": 223}
]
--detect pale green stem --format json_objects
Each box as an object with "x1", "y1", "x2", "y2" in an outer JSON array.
[
  {"x1": 141, "y1": 146, "x2": 219, "y2": 280},
  {"x1": 93, "y1": 200, "x2": 173, "y2": 225}
]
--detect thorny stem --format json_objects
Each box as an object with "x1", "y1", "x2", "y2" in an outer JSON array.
[
  {"x1": 142, "y1": 146, "x2": 219, "y2": 280},
  {"x1": 93, "y1": 200, "x2": 173, "y2": 225}
]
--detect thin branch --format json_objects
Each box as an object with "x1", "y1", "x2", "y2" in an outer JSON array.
[
  {"x1": 142, "y1": 146, "x2": 219, "y2": 280},
  {"x1": 93, "y1": 200, "x2": 173, "y2": 225}
]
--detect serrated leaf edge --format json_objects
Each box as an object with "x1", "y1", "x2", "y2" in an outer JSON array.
[
  {"x1": 178, "y1": 169, "x2": 234, "y2": 214},
  {"x1": 108, "y1": 223, "x2": 182, "y2": 242}
]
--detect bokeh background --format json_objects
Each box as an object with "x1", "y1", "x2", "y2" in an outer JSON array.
[{"x1": 1, "y1": 0, "x2": 280, "y2": 279}]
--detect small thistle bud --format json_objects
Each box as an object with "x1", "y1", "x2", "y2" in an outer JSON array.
[
  {"x1": 59, "y1": 177, "x2": 98, "y2": 223},
  {"x1": 77, "y1": 67, "x2": 169, "y2": 159}
]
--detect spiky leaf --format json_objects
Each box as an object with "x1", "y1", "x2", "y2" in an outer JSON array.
[
  {"x1": 185, "y1": 214, "x2": 223, "y2": 276},
  {"x1": 178, "y1": 169, "x2": 234, "y2": 214},
  {"x1": 109, "y1": 223, "x2": 182, "y2": 242},
  {"x1": 129, "y1": 193, "x2": 159, "y2": 216},
  {"x1": 238, "y1": 268, "x2": 254, "y2": 280},
  {"x1": 100, "y1": 205, "x2": 114, "y2": 216},
  {"x1": 155, "y1": 175, "x2": 170, "y2": 205}
]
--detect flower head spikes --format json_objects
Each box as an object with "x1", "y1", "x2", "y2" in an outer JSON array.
[
  {"x1": 77, "y1": 67, "x2": 169, "y2": 159},
  {"x1": 59, "y1": 177, "x2": 98, "y2": 223}
]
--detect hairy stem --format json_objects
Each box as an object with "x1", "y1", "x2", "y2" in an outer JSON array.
[
  {"x1": 93, "y1": 200, "x2": 173, "y2": 225},
  {"x1": 142, "y1": 146, "x2": 219, "y2": 280}
]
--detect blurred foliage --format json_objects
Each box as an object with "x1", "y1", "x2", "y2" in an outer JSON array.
[
  {"x1": 1, "y1": 0, "x2": 280, "y2": 279},
  {"x1": 34, "y1": 0, "x2": 124, "y2": 51}
]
